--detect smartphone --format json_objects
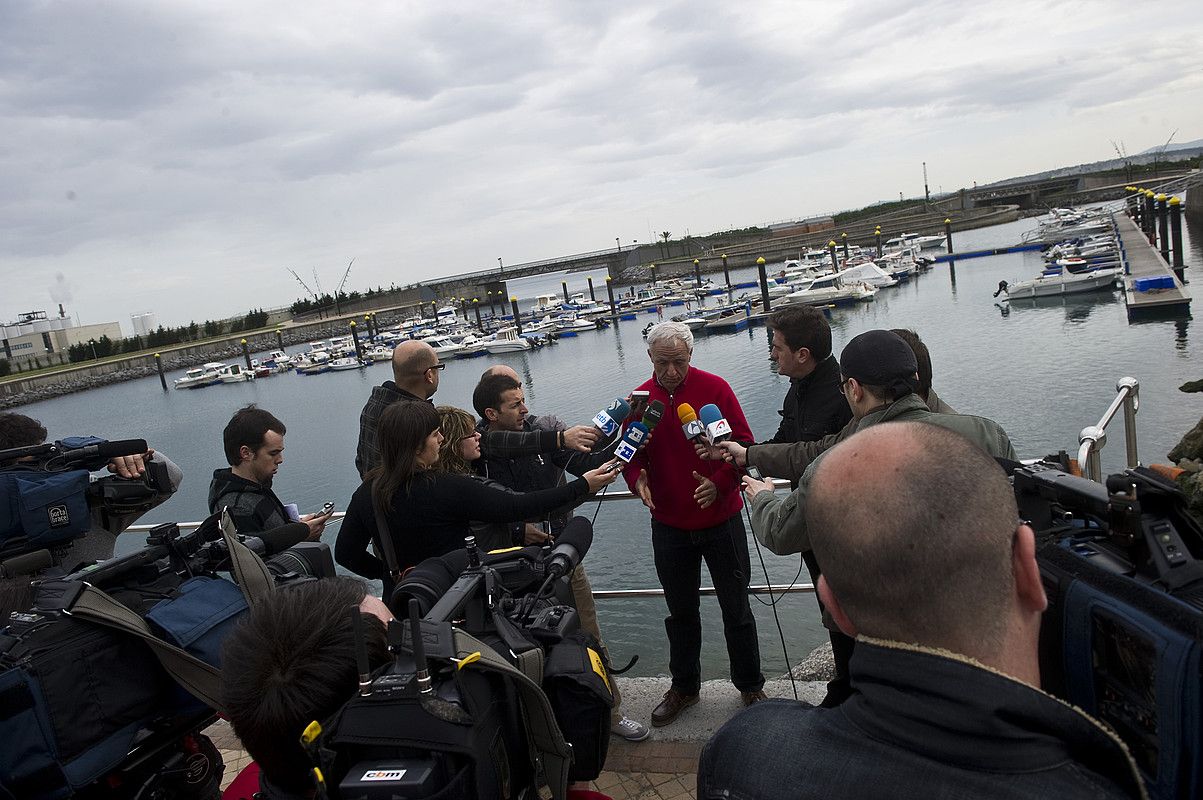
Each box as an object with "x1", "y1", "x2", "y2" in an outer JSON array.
[
  {"x1": 746, "y1": 466, "x2": 765, "y2": 482},
  {"x1": 320, "y1": 502, "x2": 336, "y2": 516},
  {"x1": 629, "y1": 390, "x2": 650, "y2": 416}
]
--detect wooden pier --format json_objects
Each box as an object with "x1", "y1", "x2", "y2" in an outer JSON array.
[{"x1": 1115, "y1": 213, "x2": 1191, "y2": 318}]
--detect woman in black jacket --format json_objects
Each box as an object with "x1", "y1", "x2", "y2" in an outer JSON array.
[{"x1": 335, "y1": 402, "x2": 617, "y2": 588}]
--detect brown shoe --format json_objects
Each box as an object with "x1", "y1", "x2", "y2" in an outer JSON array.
[
  {"x1": 651, "y1": 689, "x2": 699, "y2": 727},
  {"x1": 741, "y1": 689, "x2": 768, "y2": 706}
]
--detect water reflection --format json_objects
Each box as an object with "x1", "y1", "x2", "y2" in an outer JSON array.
[
  {"x1": 994, "y1": 291, "x2": 1120, "y2": 324},
  {"x1": 1177, "y1": 319, "x2": 1190, "y2": 352}
]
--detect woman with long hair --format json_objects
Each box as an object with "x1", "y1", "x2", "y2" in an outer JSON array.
[{"x1": 335, "y1": 402, "x2": 618, "y2": 588}]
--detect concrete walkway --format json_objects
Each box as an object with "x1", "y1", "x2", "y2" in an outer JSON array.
[{"x1": 211, "y1": 675, "x2": 827, "y2": 799}]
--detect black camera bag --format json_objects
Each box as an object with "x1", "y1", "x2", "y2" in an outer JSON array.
[{"x1": 542, "y1": 631, "x2": 614, "y2": 782}]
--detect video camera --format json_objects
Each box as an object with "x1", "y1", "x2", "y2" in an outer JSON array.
[
  {"x1": 308, "y1": 519, "x2": 614, "y2": 800},
  {"x1": 0, "y1": 512, "x2": 337, "y2": 799},
  {"x1": 0, "y1": 436, "x2": 176, "y2": 576},
  {"x1": 1015, "y1": 461, "x2": 1203, "y2": 800}
]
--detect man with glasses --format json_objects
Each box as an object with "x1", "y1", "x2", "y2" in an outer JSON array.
[{"x1": 355, "y1": 340, "x2": 442, "y2": 478}]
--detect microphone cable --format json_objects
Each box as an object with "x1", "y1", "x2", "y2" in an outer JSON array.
[{"x1": 741, "y1": 485, "x2": 802, "y2": 700}]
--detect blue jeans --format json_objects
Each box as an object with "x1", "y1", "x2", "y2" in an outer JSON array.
[{"x1": 652, "y1": 514, "x2": 764, "y2": 694}]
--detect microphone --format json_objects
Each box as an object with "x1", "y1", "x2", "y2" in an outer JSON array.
[
  {"x1": 591, "y1": 397, "x2": 631, "y2": 438},
  {"x1": 0, "y1": 549, "x2": 54, "y2": 578},
  {"x1": 253, "y1": 522, "x2": 311, "y2": 554},
  {"x1": 641, "y1": 399, "x2": 665, "y2": 432},
  {"x1": 677, "y1": 403, "x2": 706, "y2": 442},
  {"x1": 545, "y1": 518, "x2": 593, "y2": 579},
  {"x1": 612, "y1": 421, "x2": 650, "y2": 468},
  {"x1": 698, "y1": 404, "x2": 733, "y2": 444}
]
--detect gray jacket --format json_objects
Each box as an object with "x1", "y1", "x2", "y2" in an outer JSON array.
[
  {"x1": 748, "y1": 390, "x2": 958, "y2": 482},
  {"x1": 749, "y1": 394, "x2": 1016, "y2": 556}
]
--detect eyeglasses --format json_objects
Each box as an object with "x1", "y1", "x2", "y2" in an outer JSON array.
[
  {"x1": 459, "y1": 432, "x2": 480, "y2": 442},
  {"x1": 427, "y1": 363, "x2": 446, "y2": 372}
]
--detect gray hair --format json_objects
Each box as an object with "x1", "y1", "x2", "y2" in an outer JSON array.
[{"x1": 645, "y1": 321, "x2": 694, "y2": 352}]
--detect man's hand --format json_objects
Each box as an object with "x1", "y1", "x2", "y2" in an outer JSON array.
[
  {"x1": 635, "y1": 471, "x2": 655, "y2": 511},
  {"x1": 741, "y1": 474, "x2": 776, "y2": 502},
  {"x1": 583, "y1": 461, "x2": 621, "y2": 493},
  {"x1": 107, "y1": 449, "x2": 153, "y2": 479},
  {"x1": 717, "y1": 441, "x2": 748, "y2": 468},
  {"x1": 300, "y1": 512, "x2": 329, "y2": 541},
  {"x1": 693, "y1": 471, "x2": 717, "y2": 509},
  {"x1": 523, "y1": 523, "x2": 551, "y2": 545},
  {"x1": 563, "y1": 425, "x2": 601, "y2": 452}
]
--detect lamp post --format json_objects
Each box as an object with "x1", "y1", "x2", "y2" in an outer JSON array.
[
  {"x1": 497, "y1": 257, "x2": 504, "y2": 277},
  {"x1": 615, "y1": 237, "x2": 621, "y2": 254}
]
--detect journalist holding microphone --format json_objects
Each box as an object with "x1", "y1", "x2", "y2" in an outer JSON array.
[
  {"x1": 335, "y1": 402, "x2": 618, "y2": 598},
  {"x1": 625, "y1": 322, "x2": 765, "y2": 727}
]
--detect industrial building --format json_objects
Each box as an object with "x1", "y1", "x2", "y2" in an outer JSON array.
[{"x1": 1, "y1": 308, "x2": 123, "y2": 368}]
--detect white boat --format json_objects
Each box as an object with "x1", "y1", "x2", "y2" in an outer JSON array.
[
  {"x1": 914, "y1": 234, "x2": 947, "y2": 249},
  {"x1": 327, "y1": 356, "x2": 366, "y2": 371},
  {"x1": 422, "y1": 335, "x2": 464, "y2": 358},
  {"x1": 455, "y1": 334, "x2": 490, "y2": 358},
  {"x1": 264, "y1": 349, "x2": 293, "y2": 368},
  {"x1": 672, "y1": 316, "x2": 709, "y2": 332},
  {"x1": 217, "y1": 363, "x2": 255, "y2": 383},
  {"x1": 484, "y1": 327, "x2": 533, "y2": 354},
  {"x1": 365, "y1": 344, "x2": 393, "y2": 362},
  {"x1": 554, "y1": 312, "x2": 598, "y2": 333},
  {"x1": 836, "y1": 263, "x2": 898, "y2": 289},
  {"x1": 779, "y1": 275, "x2": 869, "y2": 307},
  {"x1": 531, "y1": 294, "x2": 561, "y2": 316},
  {"x1": 994, "y1": 264, "x2": 1123, "y2": 300},
  {"x1": 173, "y1": 363, "x2": 223, "y2": 389},
  {"x1": 294, "y1": 349, "x2": 332, "y2": 374}
]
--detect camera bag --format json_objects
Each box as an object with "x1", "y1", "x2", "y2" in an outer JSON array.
[
  {"x1": 542, "y1": 631, "x2": 614, "y2": 782},
  {"x1": 0, "y1": 468, "x2": 91, "y2": 555},
  {"x1": 0, "y1": 513, "x2": 273, "y2": 799}
]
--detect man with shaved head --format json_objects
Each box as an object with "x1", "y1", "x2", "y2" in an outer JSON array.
[
  {"x1": 698, "y1": 423, "x2": 1145, "y2": 800},
  {"x1": 355, "y1": 340, "x2": 442, "y2": 478}
]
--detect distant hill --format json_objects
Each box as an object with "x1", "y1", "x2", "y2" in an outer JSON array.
[{"x1": 1136, "y1": 137, "x2": 1203, "y2": 155}]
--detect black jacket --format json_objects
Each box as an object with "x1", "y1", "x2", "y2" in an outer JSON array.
[
  {"x1": 764, "y1": 355, "x2": 851, "y2": 444},
  {"x1": 207, "y1": 468, "x2": 289, "y2": 534},
  {"x1": 355, "y1": 381, "x2": 429, "y2": 478},
  {"x1": 699, "y1": 639, "x2": 1146, "y2": 800}
]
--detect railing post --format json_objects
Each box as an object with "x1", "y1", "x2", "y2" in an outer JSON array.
[
  {"x1": 1078, "y1": 425, "x2": 1106, "y2": 482},
  {"x1": 1118, "y1": 377, "x2": 1139, "y2": 469},
  {"x1": 1169, "y1": 197, "x2": 1186, "y2": 282},
  {"x1": 1156, "y1": 194, "x2": 1170, "y2": 262}
]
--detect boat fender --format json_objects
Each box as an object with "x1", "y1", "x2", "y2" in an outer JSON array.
[{"x1": 992, "y1": 280, "x2": 1009, "y2": 298}]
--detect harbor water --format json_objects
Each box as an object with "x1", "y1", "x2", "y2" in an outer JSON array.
[{"x1": 14, "y1": 211, "x2": 1203, "y2": 681}]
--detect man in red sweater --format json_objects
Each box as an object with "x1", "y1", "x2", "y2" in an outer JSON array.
[{"x1": 624, "y1": 321, "x2": 766, "y2": 727}]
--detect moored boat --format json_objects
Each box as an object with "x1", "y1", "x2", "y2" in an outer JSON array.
[
  {"x1": 173, "y1": 362, "x2": 223, "y2": 389},
  {"x1": 216, "y1": 363, "x2": 255, "y2": 383}
]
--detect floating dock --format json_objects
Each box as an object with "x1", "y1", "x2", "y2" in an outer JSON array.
[
  {"x1": 932, "y1": 243, "x2": 1045, "y2": 262},
  {"x1": 1115, "y1": 214, "x2": 1191, "y2": 318}
]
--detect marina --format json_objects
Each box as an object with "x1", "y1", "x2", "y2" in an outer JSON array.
[{"x1": 11, "y1": 209, "x2": 1202, "y2": 685}]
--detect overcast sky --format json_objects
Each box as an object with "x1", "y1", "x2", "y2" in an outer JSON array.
[{"x1": 2, "y1": 1, "x2": 1201, "y2": 333}]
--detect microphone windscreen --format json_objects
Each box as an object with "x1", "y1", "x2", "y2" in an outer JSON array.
[
  {"x1": 555, "y1": 516, "x2": 594, "y2": 561},
  {"x1": 256, "y1": 522, "x2": 311, "y2": 554},
  {"x1": 643, "y1": 400, "x2": 665, "y2": 430},
  {"x1": 677, "y1": 403, "x2": 698, "y2": 424},
  {"x1": 698, "y1": 404, "x2": 723, "y2": 426},
  {"x1": 604, "y1": 397, "x2": 631, "y2": 424},
  {"x1": 92, "y1": 439, "x2": 149, "y2": 460}
]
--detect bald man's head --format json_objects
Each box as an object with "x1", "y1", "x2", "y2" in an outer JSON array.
[
  {"x1": 806, "y1": 422, "x2": 1021, "y2": 659},
  {"x1": 392, "y1": 341, "x2": 439, "y2": 397},
  {"x1": 482, "y1": 364, "x2": 520, "y2": 382}
]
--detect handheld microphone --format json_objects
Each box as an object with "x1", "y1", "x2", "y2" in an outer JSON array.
[
  {"x1": 612, "y1": 421, "x2": 650, "y2": 468},
  {"x1": 545, "y1": 518, "x2": 593, "y2": 579},
  {"x1": 641, "y1": 399, "x2": 665, "y2": 432},
  {"x1": 677, "y1": 403, "x2": 706, "y2": 442},
  {"x1": 591, "y1": 398, "x2": 631, "y2": 438},
  {"x1": 255, "y1": 522, "x2": 312, "y2": 554},
  {"x1": 698, "y1": 404, "x2": 733, "y2": 444}
]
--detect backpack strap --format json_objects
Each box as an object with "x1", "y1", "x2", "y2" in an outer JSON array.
[
  {"x1": 452, "y1": 629, "x2": 572, "y2": 800},
  {"x1": 219, "y1": 509, "x2": 275, "y2": 605},
  {"x1": 372, "y1": 504, "x2": 404, "y2": 585}
]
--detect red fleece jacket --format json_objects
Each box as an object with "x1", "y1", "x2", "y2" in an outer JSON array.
[{"x1": 622, "y1": 366, "x2": 753, "y2": 530}]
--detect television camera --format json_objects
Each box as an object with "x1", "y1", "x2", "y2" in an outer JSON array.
[
  {"x1": 306, "y1": 519, "x2": 615, "y2": 800},
  {"x1": 1, "y1": 506, "x2": 336, "y2": 800},
  {"x1": 1015, "y1": 461, "x2": 1203, "y2": 800},
  {"x1": 1, "y1": 436, "x2": 175, "y2": 577}
]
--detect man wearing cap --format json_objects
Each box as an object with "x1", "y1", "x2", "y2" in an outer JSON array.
[{"x1": 744, "y1": 329, "x2": 1015, "y2": 703}]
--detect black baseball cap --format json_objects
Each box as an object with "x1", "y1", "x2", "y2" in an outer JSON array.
[{"x1": 839, "y1": 330, "x2": 919, "y2": 390}]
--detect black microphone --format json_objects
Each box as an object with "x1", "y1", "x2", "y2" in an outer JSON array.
[
  {"x1": 641, "y1": 399, "x2": 665, "y2": 431},
  {"x1": 545, "y1": 518, "x2": 593, "y2": 579},
  {"x1": 73, "y1": 439, "x2": 149, "y2": 462},
  {"x1": 255, "y1": 522, "x2": 311, "y2": 554}
]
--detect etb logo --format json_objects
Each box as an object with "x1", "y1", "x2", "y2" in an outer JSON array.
[
  {"x1": 361, "y1": 769, "x2": 406, "y2": 782},
  {"x1": 47, "y1": 504, "x2": 71, "y2": 528}
]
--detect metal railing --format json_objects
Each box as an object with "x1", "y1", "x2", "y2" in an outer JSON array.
[
  {"x1": 122, "y1": 480, "x2": 813, "y2": 600},
  {"x1": 1077, "y1": 377, "x2": 1140, "y2": 482}
]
